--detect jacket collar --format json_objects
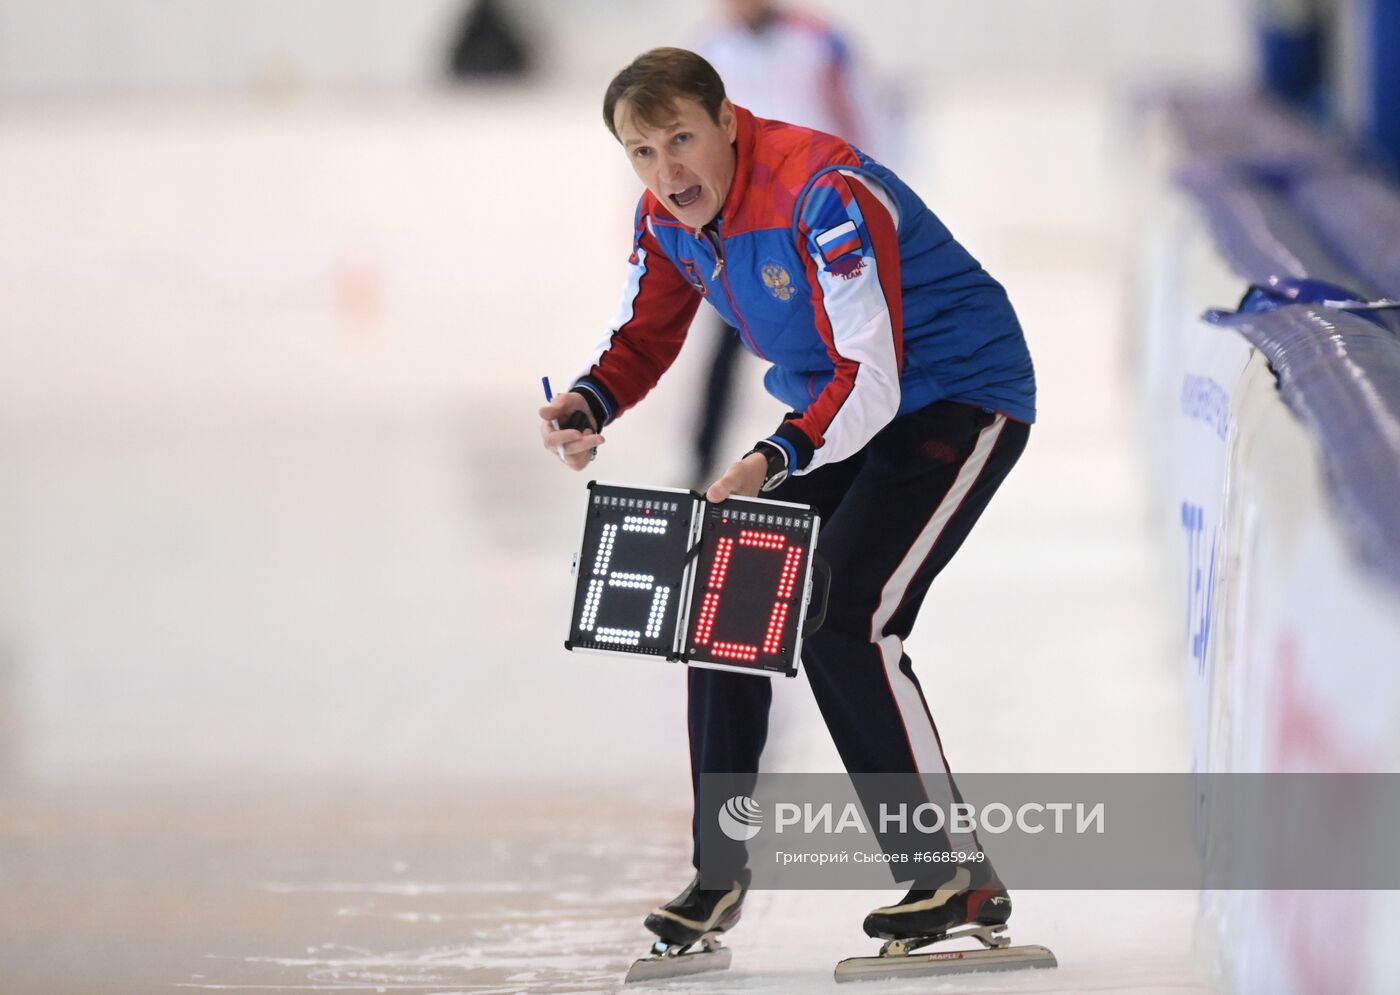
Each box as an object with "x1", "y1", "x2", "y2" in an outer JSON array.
[{"x1": 715, "y1": 103, "x2": 758, "y2": 233}]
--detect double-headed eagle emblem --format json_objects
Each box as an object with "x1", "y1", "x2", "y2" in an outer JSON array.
[{"x1": 761, "y1": 261, "x2": 796, "y2": 302}]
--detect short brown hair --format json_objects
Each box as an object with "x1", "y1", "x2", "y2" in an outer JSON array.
[{"x1": 602, "y1": 47, "x2": 727, "y2": 141}]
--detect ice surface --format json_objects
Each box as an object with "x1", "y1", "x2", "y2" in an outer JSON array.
[{"x1": 0, "y1": 77, "x2": 1208, "y2": 993}]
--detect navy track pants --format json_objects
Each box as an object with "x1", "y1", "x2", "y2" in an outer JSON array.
[{"x1": 689, "y1": 400, "x2": 1030, "y2": 881}]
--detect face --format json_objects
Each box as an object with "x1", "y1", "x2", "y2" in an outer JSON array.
[{"x1": 614, "y1": 96, "x2": 738, "y2": 229}]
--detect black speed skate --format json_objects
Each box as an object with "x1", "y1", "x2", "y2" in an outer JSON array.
[
  {"x1": 862, "y1": 864, "x2": 1010, "y2": 940},
  {"x1": 835, "y1": 865, "x2": 1056, "y2": 984},
  {"x1": 624, "y1": 873, "x2": 749, "y2": 984},
  {"x1": 644, "y1": 872, "x2": 748, "y2": 945}
]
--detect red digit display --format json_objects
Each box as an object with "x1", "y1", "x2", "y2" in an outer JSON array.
[
  {"x1": 691, "y1": 530, "x2": 804, "y2": 662},
  {"x1": 684, "y1": 501, "x2": 818, "y2": 676}
]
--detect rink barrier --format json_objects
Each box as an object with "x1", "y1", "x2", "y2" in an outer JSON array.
[
  {"x1": 1293, "y1": 171, "x2": 1400, "y2": 302},
  {"x1": 1168, "y1": 91, "x2": 1400, "y2": 594},
  {"x1": 1205, "y1": 304, "x2": 1400, "y2": 591},
  {"x1": 1174, "y1": 168, "x2": 1361, "y2": 290},
  {"x1": 1166, "y1": 91, "x2": 1347, "y2": 177},
  {"x1": 1168, "y1": 91, "x2": 1400, "y2": 302},
  {"x1": 1142, "y1": 91, "x2": 1400, "y2": 995}
]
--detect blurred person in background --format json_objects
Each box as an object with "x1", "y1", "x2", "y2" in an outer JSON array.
[
  {"x1": 539, "y1": 48, "x2": 1034, "y2": 954},
  {"x1": 687, "y1": 0, "x2": 900, "y2": 488},
  {"x1": 447, "y1": 0, "x2": 533, "y2": 80}
]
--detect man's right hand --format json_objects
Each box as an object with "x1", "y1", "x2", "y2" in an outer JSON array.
[{"x1": 539, "y1": 392, "x2": 605, "y2": 471}]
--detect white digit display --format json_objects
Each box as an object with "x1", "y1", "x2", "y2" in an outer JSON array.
[
  {"x1": 568, "y1": 487, "x2": 693, "y2": 657},
  {"x1": 595, "y1": 627, "x2": 641, "y2": 645},
  {"x1": 622, "y1": 515, "x2": 668, "y2": 535},
  {"x1": 579, "y1": 578, "x2": 606, "y2": 631},
  {"x1": 592, "y1": 523, "x2": 618, "y2": 574},
  {"x1": 609, "y1": 572, "x2": 657, "y2": 589}
]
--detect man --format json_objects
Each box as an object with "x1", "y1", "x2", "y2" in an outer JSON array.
[{"x1": 538, "y1": 48, "x2": 1035, "y2": 949}]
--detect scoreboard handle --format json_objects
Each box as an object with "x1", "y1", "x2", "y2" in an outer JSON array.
[{"x1": 802, "y1": 553, "x2": 832, "y2": 639}]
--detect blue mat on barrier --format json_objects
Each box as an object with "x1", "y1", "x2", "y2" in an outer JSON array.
[
  {"x1": 1167, "y1": 91, "x2": 1400, "y2": 588},
  {"x1": 1294, "y1": 173, "x2": 1400, "y2": 305},
  {"x1": 1169, "y1": 91, "x2": 1400, "y2": 303},
  {"x1": 1205, "y1": 303, "x2": 1400, "y2": 590}
]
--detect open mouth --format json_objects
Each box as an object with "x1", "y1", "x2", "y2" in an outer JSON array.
[{"x1": 670, "y1": 185, "x2": 702, "y2": 209}]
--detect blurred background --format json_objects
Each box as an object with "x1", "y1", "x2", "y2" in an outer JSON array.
[{"x1": 2, "y1": 1, "x2": 1399, "y2": 993}]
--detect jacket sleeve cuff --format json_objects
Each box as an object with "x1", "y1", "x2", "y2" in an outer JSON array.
[
  {"x1": 770, "y1": 419, "x2": 815, "y2": 473},
  {"x1": 570, "y1": 378, "x2": 616, "y2": 429}
]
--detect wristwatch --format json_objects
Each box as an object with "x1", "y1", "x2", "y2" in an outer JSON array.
[{"x1": 745, "y1": 441, "x2": 790, "y2": 493}]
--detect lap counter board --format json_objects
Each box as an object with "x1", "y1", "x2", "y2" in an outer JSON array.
[{"x1": 564, "y1": 482, "x2": 824, "y2": 678}]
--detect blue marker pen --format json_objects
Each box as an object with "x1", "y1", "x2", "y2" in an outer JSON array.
[{"x1": 542, "y1": 376, "x2": 567, "y2": 461}]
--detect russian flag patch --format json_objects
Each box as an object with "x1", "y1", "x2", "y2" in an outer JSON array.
[{"x1": 814, "y1": 220, "x2": 862, "y2": 263}]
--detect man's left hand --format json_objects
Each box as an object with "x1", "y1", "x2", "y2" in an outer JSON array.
[{"x1": 706, "y1": 452, "x2": 769, "y2": 503}]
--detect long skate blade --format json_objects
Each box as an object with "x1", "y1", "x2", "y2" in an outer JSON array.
[
  {"x1": 625, "y1": 946, "x2": 732, "y2": 983},
  {"x1": 834, "y1": 943, "x2": 1056, "y2": 983}
]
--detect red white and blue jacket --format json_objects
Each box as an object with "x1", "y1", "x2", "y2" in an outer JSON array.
[{"x1": 572, "y1": 105, "x2": 1035, "y2": 476}]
